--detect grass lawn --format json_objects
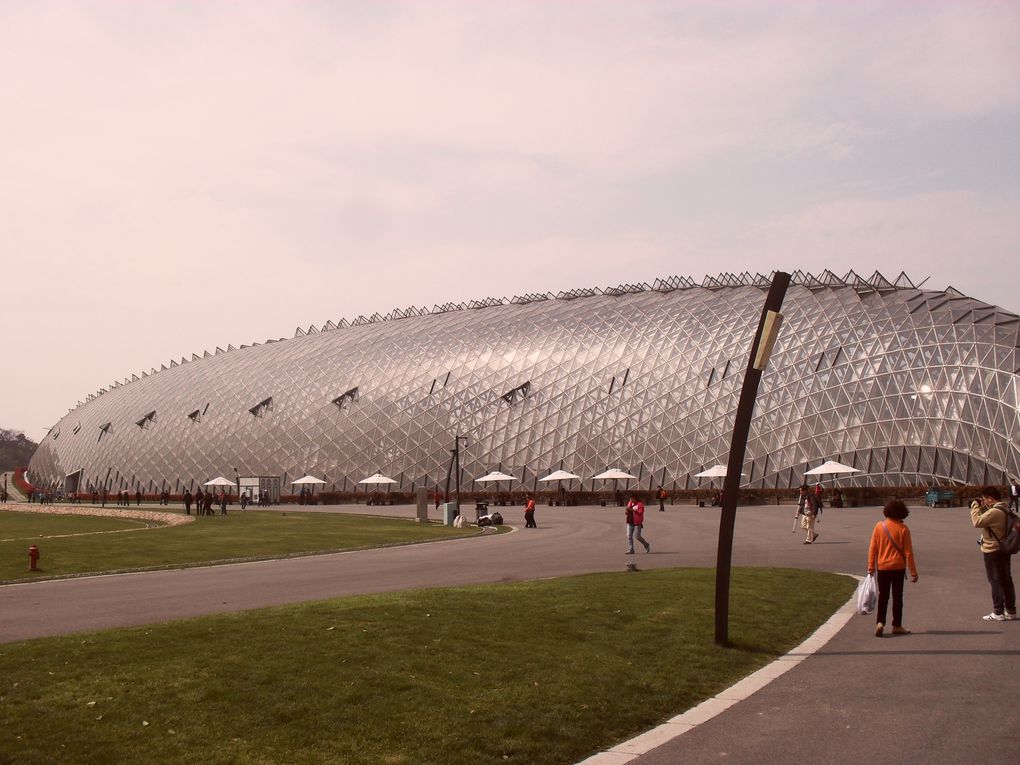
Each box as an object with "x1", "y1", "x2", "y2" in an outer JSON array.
[
  {"x1": 0, "y1": 567, "x2": 854, "y2": 765},
  {"x1": 0, "y1": 510, "x2": 478, "y2": 582},
  {"x1": 1, "y1": 512, "x2": 150, "y2": 540}
]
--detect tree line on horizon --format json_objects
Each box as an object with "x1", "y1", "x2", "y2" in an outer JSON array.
[{"x1": 0, "y1": 429, "x2": 37, "y2": 473}]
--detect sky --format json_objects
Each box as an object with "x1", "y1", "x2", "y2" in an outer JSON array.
[{"x1": 2, "y1": 0, "x2": 1018, "y2": 443}]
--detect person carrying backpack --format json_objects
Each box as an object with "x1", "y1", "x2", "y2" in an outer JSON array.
[{"x1": 970, "y1": 485, "x2": 1017, "y2": 621}]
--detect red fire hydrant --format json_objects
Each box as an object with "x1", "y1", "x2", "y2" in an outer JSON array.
[{"x1": 28, "y1": 545, "x2": 40, "y2": 571}]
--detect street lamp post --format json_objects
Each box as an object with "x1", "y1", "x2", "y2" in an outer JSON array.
[
  {"x1": 446, "y1": 435, "x2": 470, "y2": 509},
  {"x1": 715, "y1": 271, "x2": 790, "y2": 646}
]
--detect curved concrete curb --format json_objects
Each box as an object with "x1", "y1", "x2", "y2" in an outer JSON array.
[{"x1": 578, "y1": 576, "x2": 858, "y2": 764}]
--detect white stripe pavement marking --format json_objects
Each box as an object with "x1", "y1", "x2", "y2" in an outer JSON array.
[{"x1": 577, "y1": 576, "x2": 859, "y2": 765}]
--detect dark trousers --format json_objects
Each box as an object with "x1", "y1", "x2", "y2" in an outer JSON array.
[
  {"x1": 524, "y1": 510, "x2": 536, "y2": 528},
  {"x1": 876, "y1": 568, "x2": 906, "y2": 627},
  {"x1": 983, "y1": 550, "x2": 1017, "y2": 615}
]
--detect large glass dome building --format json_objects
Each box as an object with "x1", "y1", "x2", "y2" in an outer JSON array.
[{"x1": 28, "y1": 271, "x2": 1020, "y2": 497}]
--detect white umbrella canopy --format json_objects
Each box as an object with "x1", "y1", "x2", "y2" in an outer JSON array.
[
  {"x1": 290, "y1": 475, "x2": 326, "y2": 485},
  {"x1": 203, "y1": 476, "x2": 235, "y2": 487},
  {"x1": 475, "y1": 471, "x2": 516, "y2": 483},
  {"x1": 592, "y1": 469, "x2": 637, "y2": 480},
  {"x1": 359, "y1": 473, "x2": 398, "y2": 485},
  {"x1": 804, "y1": 460, "x2": 860, "y2": 476},
  {"x1": 538, "y1": 470, "x2": 581, "y2": 482}
]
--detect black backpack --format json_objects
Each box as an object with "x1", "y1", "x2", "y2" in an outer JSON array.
[{"x1": 990, "y1": 507, "x2": 1020, "y2": 555}]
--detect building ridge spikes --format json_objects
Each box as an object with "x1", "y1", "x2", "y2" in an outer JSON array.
[
  {"x1": 307, "y1": 325, "x2": 319, "y2": 334},
  {"x1": 558, "y1": 287, "x2": 602, "y2": 300},
  {"x1": 841, "y1": 270, "x2": 870, "y2": 289},
  {"x1": 323, "y1": 320, "x2": 337, "y2": 331},
  {"x1": 651, "y1": 276, "x2": 678, "y2": 291},
  {"x1": 215, "y1": 347, "x2": 225, "y2": 355},
  {"x1": 892, "y1": 272, "x2": 916, "y2": 289},
  {"x1": 817, "y1": 269, "x2": 845, "y2": 287},
  {"x1": 511, "y1": 292, "x2": 552, "y2": 304},
  {"x1": 337, "y1": 319, "x2": 351, "y2": 328},
  {"x1": 605, "y1": 283, "x2": 648, "y2": 296},
  {"x1": 295, "y1": 327, "x2": 306, "y2": 337},
  {"x1": 867, "y1": 271, "x2": 896, "y2": 291},
  {"x1": 715, "y1": 273, "x2": 741, "y2": 287},
  {"x1": 203, "y1": 350, "x2": 212, "y2": 359},
  {"x1": 800, "y1": 272, "x2": 827, "y2": 289},
  {"x1": 751, "y1": 273, "x2": 774, "y2": 288},
  {"x1": 789, "y1": 269, "x2": 809, "y2": 285},
  {"x1": 701, "y1": 275, "x2": 726, "y2": 288},
  {"x1": 192, "y1": 353, "x2": 201, "y2": 362},
  {"x1": 944, "y1": 286, "x2": 967, "y2": 297}
]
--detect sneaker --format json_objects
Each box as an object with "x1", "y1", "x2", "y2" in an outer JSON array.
[
  {"x1": 812, "y1": 532, "x2": 819, "y2": 542},
  {"x1": 891, "y1": 626, "x2": 911, "y2": 635},
  {"x1": 875, "y1": 623, "x2": 884, "y2": 637},
  {"x1": 625, "y1": 550, "x2": 635, "y2": 555},
  {"x1": 644, "y1": 544, "x2": 651, "y2": 553},
  {"x1": 1005, "y1": 613, "x2": 1017, "y2": 621},
  {"x1": 983, "y1": 612, "x2": 1007, "y2": 621}
]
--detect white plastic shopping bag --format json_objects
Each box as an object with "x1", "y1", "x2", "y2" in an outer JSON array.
[{"x1": 855, "y1": 573, "x2": 877, "y2": 615}]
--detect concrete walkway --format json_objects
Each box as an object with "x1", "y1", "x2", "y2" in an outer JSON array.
[{"x1": 1, "y1": 501, "x2": 1017, "y2": 763}]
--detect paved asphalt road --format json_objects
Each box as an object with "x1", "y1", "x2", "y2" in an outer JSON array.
[{"x1": 2, "y1": 501, "x2": 1018, "y2": 763}]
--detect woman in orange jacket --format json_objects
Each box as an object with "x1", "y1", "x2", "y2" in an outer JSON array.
[{"x1": 867, "y1": 499, "x2": 919, "y2": 637}]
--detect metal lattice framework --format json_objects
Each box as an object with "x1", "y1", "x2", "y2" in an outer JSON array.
[{"x1": 28, "y1": 271, "x2": 1020, "y2": 494}]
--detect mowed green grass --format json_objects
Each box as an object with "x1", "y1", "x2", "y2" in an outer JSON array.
[
  {"x1": 0, "y1": 567, "x2": 854, "y2": 765},
  {"x1": 0, "y1": 510, "x2": 477, "y2": 582},
  {"x1": 1, "y1": 512, "x2": 149, "y2": 540}
]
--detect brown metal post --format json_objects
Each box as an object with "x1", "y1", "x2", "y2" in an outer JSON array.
[{"x1": 715, "y1": 272, "x2": 791, "y2": 646}]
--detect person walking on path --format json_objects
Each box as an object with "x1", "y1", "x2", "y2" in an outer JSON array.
[
  {"x1": 1010, "y1": 479, "x2": 1020, "y2": 513},
  {"x1": 970, "y1": 485, "x2": 1017, "y2": 621},
  {"x1": 626, "y1": 495, "x2": 651, "y2": 554},
  {"x1": 657, "y1": 485, "x2": 667, "y2": 512},
  {"x1": 524, "y1": 494, "x2": 537, "y2": 528},
  {"x1": 183, "y1": 489, "x2": 192, "y2": 515},
  {"x1": 868, "y1": 499, "x2": 919, "y2": 637},
  {"x1": 801, "y1": 491, "x2": 820, "y2": 543}
]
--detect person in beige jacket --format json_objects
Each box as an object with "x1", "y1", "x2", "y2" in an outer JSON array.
[{"x1": 970, "y1": 485, "x2": 1016, "y2": 621}]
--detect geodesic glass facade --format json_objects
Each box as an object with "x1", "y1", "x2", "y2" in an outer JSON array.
[{"x1": 28, "y1": 271, "x2": 1020, "y2": 495}]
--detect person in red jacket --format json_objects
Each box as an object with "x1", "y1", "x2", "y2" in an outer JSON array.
[
  {"x1": 524, "y1": 494, "x2": 537, "y2": 528},
  {"x1": 625, "y1": 495, "x2": 651, "y2": 554},
  {"x1": 868, "y1": 499, "x2": 919, "y2": 637}
]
